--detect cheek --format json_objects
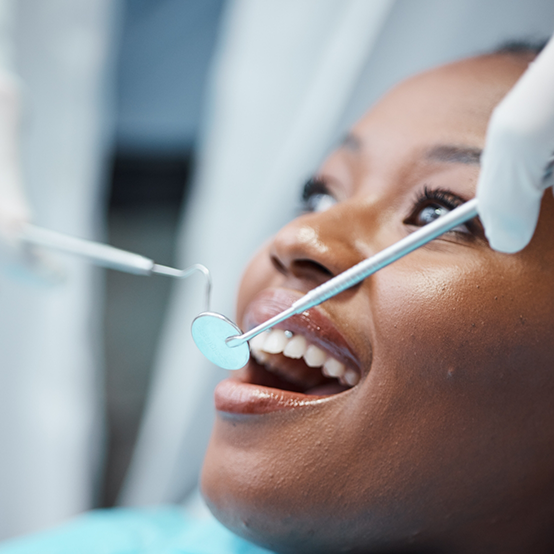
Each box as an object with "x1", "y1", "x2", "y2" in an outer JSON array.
[
  {"x1": 334, "y1": 259, "x2": 554, "y2": 524},
  {"x1": 373, "y1": 263, "x2": 511, "y2": 372},
  {"x1": 236, "y1": 244, "x2": 274, "y2": 322},
  {"x1": 371, "y1": 263, "x2": 488, "y2": 372},
  {"x1": 367, "y1": 256, "x2": 554, "y2": 413}
]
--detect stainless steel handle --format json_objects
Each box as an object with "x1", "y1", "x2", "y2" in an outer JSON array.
[
  {"x1": 226, "y1": 198, "x2": 478, "y2": 348},
  {"x1": 21, "y1": 225, "x2": 155, "y2": 275}
]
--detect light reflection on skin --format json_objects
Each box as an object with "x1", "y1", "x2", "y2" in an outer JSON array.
[
  {"x1": 202, "y1": 51, "x2": 554, "y2": 554},
  {"x1": 296, "y1": 226, "x2": 330, "y2": 256}
]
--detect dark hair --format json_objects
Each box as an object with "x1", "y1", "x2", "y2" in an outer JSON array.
[{"x1": 493, "y1": 39, "x2": 547, "y2": 56}]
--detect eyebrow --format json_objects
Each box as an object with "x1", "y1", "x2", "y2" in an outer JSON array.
[
  {"x1": 341, "y1": 137, "x2": 482, "y2": 166},
  {"x1": 341, "y1": 133, "x2": 362, "y2": 152},
  {"x1": 425, "y1": 145, "x2": 482, "y2": 165}
]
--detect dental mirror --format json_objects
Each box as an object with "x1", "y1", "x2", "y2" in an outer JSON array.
[
  {"x1": 191, "y1": 312, "x2": 250, "y2": 370},
  {"x1": 192, "y1": 198, "x2": 478, "y2": 370}
]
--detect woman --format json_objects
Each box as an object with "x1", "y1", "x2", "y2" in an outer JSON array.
[{"x1": 3, "y1": 44, "x2": 553, "y2": 554}]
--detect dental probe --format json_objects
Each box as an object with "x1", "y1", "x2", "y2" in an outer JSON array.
[
  {"x1": 191, "y1": 198, "x2": 478, "y2": 370},
  {"x1": 20, "y1": 224, "x2": 212, "y2": 310}
]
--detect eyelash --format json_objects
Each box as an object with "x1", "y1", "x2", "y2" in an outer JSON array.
[
  {"x1": 300, "y1": 177, "x2": 336, "y2": 213},
  {"x1": 406, "y1": 186, "x2": 480, "y2": 238},
  {"x1": 415, "y1": 186, "x2": 463, "y2": 211},
  {"x1": 301, "y1": 179, "x2": 481, "y2": 238}
]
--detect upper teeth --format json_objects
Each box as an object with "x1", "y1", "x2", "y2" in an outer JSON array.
[{"x1": 249, "y1": 329, "x2": 359, "y2": 386}]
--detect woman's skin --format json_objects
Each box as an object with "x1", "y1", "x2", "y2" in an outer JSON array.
[{"x1": 202, "y1": 52, "x2": 554, "y2": 553}]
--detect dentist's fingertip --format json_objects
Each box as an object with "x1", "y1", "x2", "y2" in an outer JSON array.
[{"x1": 483, "y1": 218, "x2": 536, "y2": 253}]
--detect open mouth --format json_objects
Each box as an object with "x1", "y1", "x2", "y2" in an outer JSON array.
[
  {"x1": 247, "y1": 328, "x2": 359, "y2": 396},
  {"x1": 214, "y1": 288, "x2": 364, "y2": 414}
]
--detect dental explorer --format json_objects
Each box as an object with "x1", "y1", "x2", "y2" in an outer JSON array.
[
  {"x1": 20, "y1": 224, "x2": 212, "y2": 310},
  {"x1": 191, "y1": 198, "x2": 478, "y2": 370}
]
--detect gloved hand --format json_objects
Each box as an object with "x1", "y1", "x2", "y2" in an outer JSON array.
[
  {"x1": 477, "y1": 36, "x2": 554, "y2": 253},
  {"x1": 0, "y1": 73, "x2": 29, "y2": 244},
  {"x1": 0, "y1": 72, "x2": 62, "y2": 282}
]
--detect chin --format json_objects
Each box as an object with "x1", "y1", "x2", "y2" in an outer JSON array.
[{"x1": 201, "y1": 415, "x2": 446, "y2": 554}]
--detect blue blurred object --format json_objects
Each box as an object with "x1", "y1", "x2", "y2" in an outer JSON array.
[
  {"x1": 0, "y1": 507, "x2": 273, "y2": 554},
  {"x1": 116, "y1": 0, "x2": 225, "y2": 154}
]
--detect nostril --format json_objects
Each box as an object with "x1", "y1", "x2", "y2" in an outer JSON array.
[
  {"x1": 271, "y1": 255, "x2": 334, "y2": 281},
  {"x1": 270, "y1": 255, "x2": 288, "y2": 276}
]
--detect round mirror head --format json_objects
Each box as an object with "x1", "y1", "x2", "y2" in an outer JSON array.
[{"x1": 191, "y1": 312, "x2": 250, "y2": 370}]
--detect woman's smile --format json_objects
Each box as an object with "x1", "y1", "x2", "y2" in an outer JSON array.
[{"x1": 215, "y1": 288, "x2": 365, "y2": 414}]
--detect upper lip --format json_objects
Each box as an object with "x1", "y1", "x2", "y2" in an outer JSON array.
[{"x1": 241, "y1": 287, "x2": 364, "y2": 375}]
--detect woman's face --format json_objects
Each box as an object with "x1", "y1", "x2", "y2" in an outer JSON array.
[{"x1": 202, "y1": 54, "x2": 554, "y2": 553}]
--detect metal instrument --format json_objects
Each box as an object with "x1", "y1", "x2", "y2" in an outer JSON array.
[
  {"x1": 192, "y1": 198, "x2": 478, "y2": 369},
  {"x1": 21, "y1": 224, "x2": 212, "y2": 310}
]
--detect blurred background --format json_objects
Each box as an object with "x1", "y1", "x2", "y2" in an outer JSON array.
[
  {"x1": 0, "y1": 0, "x2": 553, "y2": 542},
  {"x1": 104, "y1": 0, "x2": 223, "y2": 509}
]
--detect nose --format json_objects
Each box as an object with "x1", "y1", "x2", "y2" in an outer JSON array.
[{"x1": 269, "y1": 201, "x2": 370, "y2": 289}]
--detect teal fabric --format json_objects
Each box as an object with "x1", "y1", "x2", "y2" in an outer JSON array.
[{"x1": 0, "y1": 507, "x2": 273, "y2": 554}]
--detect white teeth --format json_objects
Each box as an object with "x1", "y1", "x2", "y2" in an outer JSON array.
[
  {"x1": 249, "y1": 331, "x2": 269, "y2": 353},
  {"x1": 303, "y1": 344, "x2": 327, "y2": 367},
  {"x1": 251, "y1": 348, "x2": 270, "y2": 365},
  {"x1": 263, "y1": 329, "x2": 288, "y2": 354},
  {"x1": 249, "y1": 329, "x2": 360, "y2": 388},
  {"x1": 341, "y1": 368, "x2": 360, "y2": 387},
  {"x1": 322, "y1": 357, "x2": 345, "y2": 378},
  {"x1": 283, "y1": 335, "x2": 307, "y2": 359}
]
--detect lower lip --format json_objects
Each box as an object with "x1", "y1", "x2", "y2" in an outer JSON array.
[{"x1": 214, "y1": 378, "x2": 333, "y2": 415}]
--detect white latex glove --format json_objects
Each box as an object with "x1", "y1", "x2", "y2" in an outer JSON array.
[
  {"x1": 477, "y1": 36, "x2": 554, "y2": 253},
  {"x1": 0, "y1": 72, "x2": 28, "y2": 240},
  {"x1": 0, "y1": 72, "x2": 62, "y2": 282}
]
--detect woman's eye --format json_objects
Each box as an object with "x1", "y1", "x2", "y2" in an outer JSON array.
[
  {"x1": 416, "y1": 203, "x2": 450, "y2": 225},
  {"x1": 407, "y1": 190, "x2": 472, "y2": 235},
  {"x1": 304, "y1": 192, "x2": 337, "y2": 213},
  {"x1": 301, "y1": 178, "x2": 337, "y2": 213}
]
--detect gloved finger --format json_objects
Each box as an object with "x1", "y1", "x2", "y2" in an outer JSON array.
[
  {"x1": 0, "y1": 243, "x2": 66, "y2": 285},
  {"x1": 0, "y1": 161, "x2": 65, "y2": 284},
  {"x1": 0, "y1": 74, "x2": 30, "y2": 248},
  {"x1": 0, "y1": 73, "x2": 64, "y2": 283},
  {"x1": 0, "y1": 166, "x2": 30, "y2": 244},
  {"x1": 477, "y1": 111, "x2": 546, "y2": 253},
  {"x1": 477, "y1": 36, "x2": 554, "y2": 253}
]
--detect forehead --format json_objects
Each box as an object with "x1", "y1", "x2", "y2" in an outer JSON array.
[
  {"x1": 356, "y1": 54, "x2": 529, "y2": 144},
  {"x1": 325, "y1": 55, "x2": 530, "y2": 197}
]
